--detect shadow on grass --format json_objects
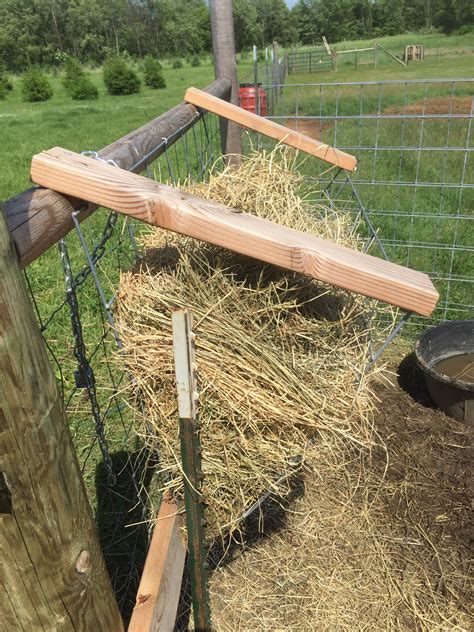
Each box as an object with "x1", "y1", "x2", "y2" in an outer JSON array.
[{"x1": 95, "y1": 449, "x2": 157, "y2": 625}]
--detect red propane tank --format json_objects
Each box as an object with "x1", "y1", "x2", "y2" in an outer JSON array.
[{"x1": 239, "y1": 83, "x2": 267, "y2": 116}]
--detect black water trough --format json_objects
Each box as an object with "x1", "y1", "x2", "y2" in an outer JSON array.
[{"x1": 415, "y1": 320, "x2": 474, "y2": 424}]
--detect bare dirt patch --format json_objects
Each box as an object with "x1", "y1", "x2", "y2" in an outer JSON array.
[
  {"x1": 384, "y1": 95, "x2": 473, "y2": 116},
  {"x1": 284, "y1": 117, "x2": 332, "y2": 138},
  {"x1": 284, "y1": 97, "x2": 472, "y2": 140}
]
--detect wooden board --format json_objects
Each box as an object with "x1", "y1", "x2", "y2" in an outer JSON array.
[
  {"x1": 184, "y1": 87, "x2": 358, "y2": 172},
  {"x1": 31, "y1": 147, "x2": 438, "y2": 316},
  {"x1": 128, "y1": 494, "x2": 186, "y2": 632}
]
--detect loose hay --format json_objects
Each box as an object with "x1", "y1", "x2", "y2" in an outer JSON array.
[
  {"x1": 116, "y1": 147, "x2": 385, "y2": 541},
  {"x1": 208, "y1": 369, "x2": 473, "y2": 631},
  {"x1": 116, "y1": 148, "x2": 472, "y2": 630}
]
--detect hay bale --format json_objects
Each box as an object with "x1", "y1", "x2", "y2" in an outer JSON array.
[{"x1": 116, "y1": 147, "x2": 385, "y2": 541}]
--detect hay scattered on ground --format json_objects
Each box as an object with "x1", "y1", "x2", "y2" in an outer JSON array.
[
  {"x1": 208, "y1": 362, "x2": 473, "y2": 631},
  {"x1": 116, "y1": 147, "x2": 385, "y2": 541}
]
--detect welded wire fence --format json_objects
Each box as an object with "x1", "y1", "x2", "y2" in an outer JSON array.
[
  {"x1": 262, "y1": 77, "x2": 474, "y2": 326},
  {"x1": 23, "y1": 110, "x2": 222, "y2": 621}
]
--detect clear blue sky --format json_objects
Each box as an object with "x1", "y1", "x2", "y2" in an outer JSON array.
[{"x1": 285, "y1": 0, "x2": 298, "y2": 7}]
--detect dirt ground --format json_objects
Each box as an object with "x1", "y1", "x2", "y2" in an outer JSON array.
[
  {"x1": 285, "y1": 96, "x2": 472, "y2": 139},
  {"x1": 384, "y1": 96, "x2": 473, "y2": 116},
  {"x1": 372, "y1": 350, "x2": 472, "y2": 564},
  {"x1": 203, "y1": 343, "x2": 473, "y2": 631}
]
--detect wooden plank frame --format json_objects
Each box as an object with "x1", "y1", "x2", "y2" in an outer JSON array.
[
  {"x1": 31, "y1": 147, "x2": 438, "y2": 316},
  {"x1": 184, "y1": 87, "x2": 358, "y2": 172},
  {"x1": 128, "y1": 494, "x2": 186, "y2": 632}
]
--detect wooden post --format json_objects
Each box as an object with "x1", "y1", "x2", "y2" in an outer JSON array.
[
  {"x1": 209, "y1": 0, "x2": 242, "y2": 162},
  {"x1": 0, "y1": 209, "x2": 123, "y2": 631},
  {"x1": 272, "y1": 41, "x2": 280, "y2": 102}
]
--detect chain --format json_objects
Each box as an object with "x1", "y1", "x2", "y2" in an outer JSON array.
[
  {"x1": 73, "y1": 210, "x2": 119, "y2": 289},
  {"x1": 58, "y1": 238, "x2": 116, "y2": 484}
]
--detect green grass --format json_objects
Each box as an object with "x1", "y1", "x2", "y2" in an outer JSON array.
[
  {"x1": 266, "y1": 35, "x2": 474, "y2": 324},
  {"x1": 285, "y1": 32, "x2": 474, "y2": 82},
  {"x1": 0, "y1": 61, "x2": 250, "y2": 200}
]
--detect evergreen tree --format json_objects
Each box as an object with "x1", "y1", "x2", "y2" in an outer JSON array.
[{"x1": 143, "y1": 55, "x2": 166, "y2": 88}]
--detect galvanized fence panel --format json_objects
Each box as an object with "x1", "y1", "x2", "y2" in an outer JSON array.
[
  {"x1": 262, "y1": 78, "x2": 474, "y2": 326},
  {"x1": 288, "y1": 48, "x2": 334, "y2": 74}
]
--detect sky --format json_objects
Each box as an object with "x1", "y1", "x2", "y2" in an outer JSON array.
[{"x1": 285, "y1": 0, "x2": 298, "y2": 6}]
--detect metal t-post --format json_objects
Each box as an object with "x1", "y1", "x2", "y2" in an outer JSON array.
[{"x1": 172, "y1": 309, "x2": 211, "y2": 632}]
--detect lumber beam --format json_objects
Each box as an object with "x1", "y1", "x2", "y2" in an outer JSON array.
[
  {"x1": 184, "y1": 87, "x2": 358, "y2": 172},
  {"x1": 128, "y1": 494, "x2": 186, "y2": 632},
  {"x1": 31, "y1": 147, "x2": 438, "y2": 316},
  {"x1": 2, "y1": 78, "x2": 231, "y2": 269},
  {"x1": 375, "y1": 43, "x2": 407, "y2": 66}
]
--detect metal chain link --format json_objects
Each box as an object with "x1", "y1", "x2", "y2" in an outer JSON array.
[
  {"x1": 58, "y1": 238, "x2": 116, "y2": 484},
  {"x1": 72, "y1": 210, "x2": 119, "y2": 289}
]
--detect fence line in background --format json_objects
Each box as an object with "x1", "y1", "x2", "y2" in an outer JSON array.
[{"x1": 261, "y1": 77, "x2": 473, "y2": 325}]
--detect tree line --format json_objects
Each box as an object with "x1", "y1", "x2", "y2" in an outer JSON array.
[{"x1": 0, "y1": 0, "x2": 472, "y2": 72}]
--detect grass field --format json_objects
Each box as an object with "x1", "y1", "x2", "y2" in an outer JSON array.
[
  {"x1": 261, "y1": 33, "x2": 474, "y2": 323},
  {"x1": 0, "y1": 61, "x2": 227, "y2": 200}
]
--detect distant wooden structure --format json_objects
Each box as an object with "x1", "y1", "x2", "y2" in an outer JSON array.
[{"x1": 405, "y1": 44, "x2": 424, "y2": 62}]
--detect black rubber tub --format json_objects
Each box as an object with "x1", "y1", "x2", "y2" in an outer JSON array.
[{"x1": 415, "y1": 320, "x2": 474, "y2": 423}]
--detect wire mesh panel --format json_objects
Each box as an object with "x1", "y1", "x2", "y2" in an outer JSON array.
[
  {"x1": 22, "y1": 111, "x2": 222, "y2": 622},
  {"x1": 263, "y1": 78, "x2": 474, "y2": 326}
]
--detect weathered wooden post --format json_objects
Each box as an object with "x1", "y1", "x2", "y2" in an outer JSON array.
[
  {"x1": 0, "y1": 209, "x2": 123, "y2": 631},
  {"x1": 209, "y1": 0, "x2": 242, "y2": 163}
]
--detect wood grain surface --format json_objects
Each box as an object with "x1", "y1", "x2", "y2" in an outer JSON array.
[
  {"x1": 184, "y1": 86, "x2": 358, "y2": 172},
  {"x1": 128, "y1": 494, "x2": 185, "y2": 632},
  {"x1": 31, "y1": 147, "x2": 438, "y2": 315},
  {"x1": 0, "y1": 209, "x2": 123, "y2": 631}
]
